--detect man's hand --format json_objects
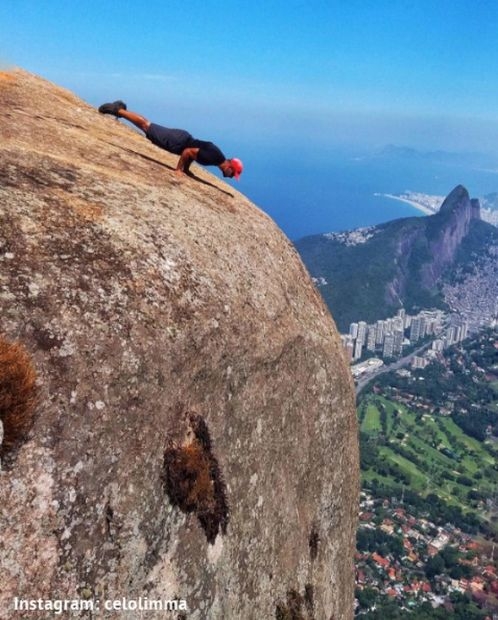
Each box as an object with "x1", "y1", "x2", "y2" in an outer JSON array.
[{"x1": 176, "y1": 147, "x2": 200, "y2": 176}]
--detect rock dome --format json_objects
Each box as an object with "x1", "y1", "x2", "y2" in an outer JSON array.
[{"x1": 0, "y1": 69, "x2": 358, "y2": 619}]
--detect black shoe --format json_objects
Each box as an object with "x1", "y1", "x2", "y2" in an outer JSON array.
[{"x1": 98, "y1": 100, "x2": 127, "y2": 116}]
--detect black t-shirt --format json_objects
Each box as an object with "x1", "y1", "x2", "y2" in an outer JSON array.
[{"x1": 189, "y1": 139, "x2": 225, "y2": 166}]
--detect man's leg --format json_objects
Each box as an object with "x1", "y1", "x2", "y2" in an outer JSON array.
[{"x1": 99, "y1": 100, "x2": 150, "y2": 133}]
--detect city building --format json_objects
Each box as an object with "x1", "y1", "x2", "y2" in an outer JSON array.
[
  {"x1": 354, "y1": 339, "x2": 363, "y2": 361},
  {"x1": 410, "y1": 316, "x2": 425, "y2": 341},
  {"x1": 367, "y1": 326, "x2": 377, "y2": 352},
  {"x1": 375, "y1": 320, "x2": 385, "y2": 344},
  {"x1": 357, "y1": 321, "x2": 368, "y2": 346},
  {"x1": 393, "y1": 330, "x2": 404, "y2": 356},
  {"x1": 383, "y1": 333, "x2": 395, "y2": 358}
]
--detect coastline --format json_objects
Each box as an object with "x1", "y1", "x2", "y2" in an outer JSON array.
[{"x1": 374, "y1": 193, "x2": 435, "y2": 216}]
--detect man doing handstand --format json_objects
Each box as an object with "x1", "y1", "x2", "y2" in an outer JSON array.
[{"x1": 98, "y1": 100, "x2": 243, "y2": 180}]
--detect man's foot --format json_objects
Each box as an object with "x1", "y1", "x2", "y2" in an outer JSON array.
[{"x1": 98, "y1": 100, "x2": 127, "y2": 116}]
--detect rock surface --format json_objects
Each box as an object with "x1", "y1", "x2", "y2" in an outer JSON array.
[
  {"x1": 0, "y1": 69, "x2": 358, "y2": 619},
  {"x1": 419, "y1": 185, "x2": 480, "y2": 288}
]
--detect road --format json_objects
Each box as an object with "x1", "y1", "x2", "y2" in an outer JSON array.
[{"x1": 355, "y1": 340, "x2": 434, "y2": 397}]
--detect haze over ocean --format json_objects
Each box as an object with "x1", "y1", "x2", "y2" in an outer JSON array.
[{"x1": 241, "y1": 147, "x2": 498, "y2": 240}]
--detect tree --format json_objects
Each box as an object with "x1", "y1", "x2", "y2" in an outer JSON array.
[
  {"x1": 355, "y1": 586, "x2": 378, "y2": 609},
  {"x1": 425, "y1": 554, "x2": 445, "y2": 580}
]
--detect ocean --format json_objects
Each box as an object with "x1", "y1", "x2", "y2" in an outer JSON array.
[{"x1": 237, "y1": 147, "x2": 498, "y2": 241}]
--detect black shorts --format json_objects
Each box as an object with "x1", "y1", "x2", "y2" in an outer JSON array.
[{"x1": 145, "y1": 123, "x2": 193, "y2": 155}]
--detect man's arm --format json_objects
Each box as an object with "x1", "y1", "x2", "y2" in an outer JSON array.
[{"x1": 176, "y1": 147, "x2": 200, "y2": 175}]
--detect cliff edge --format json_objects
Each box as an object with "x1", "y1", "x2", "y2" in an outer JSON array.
[{"x1": 0, "y1": 69, "x2": 358, "y2": 619}]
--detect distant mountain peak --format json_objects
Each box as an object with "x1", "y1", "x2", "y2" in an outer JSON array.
[
  {"x1": 438, "y1": 184, "x2": 480, "y2": 221},
  {"x1": 439, "y1": 184, "x2": 469, "y2": 213}
]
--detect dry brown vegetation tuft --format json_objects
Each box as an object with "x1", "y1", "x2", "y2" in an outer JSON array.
[
  {"x1": 165, "y1": 442, "x2": 214, "y2": 513},
  {"x1": 0, "y1": 335, "x2": 38, "y2": 458},
  {"x1": 163, "y1": 414, "x2": 229, "y2": 544}
]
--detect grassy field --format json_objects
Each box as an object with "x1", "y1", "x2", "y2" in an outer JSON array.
[
  {"x1": 360, "y1": 403, "x2": 381, "y2": 433},
  {"x1": 379, "y1": 446, "x2": 428, "y2": 490},
  {"x1": 358, "y1": 395, "x2": 498, "y2": 523}
]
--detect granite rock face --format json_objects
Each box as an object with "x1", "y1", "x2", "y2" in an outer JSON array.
[
  {"x1": 389, "y1": 185, "x2": 481, "y2": 301},
  {"x1": 0, "y1": 69, "x2": 358, "y2": 619},
  {"x1": 420, "y1": 185, "x2": 480, "y2": 288}
]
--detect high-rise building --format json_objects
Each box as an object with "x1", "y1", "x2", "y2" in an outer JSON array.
[
  {"x1": 393, "y1": 316, "x2": 404, "y2": 333},
  {"x1": 459, "y1": 321, "x2": 469, "y2": 342},
  {"x1": 420, "y1": 310, "x2": 444, "y2": 336},
  {"x1": 393, "y1": 330, "x2": 404, "y2": 356},
  {"x1": 450, "y1": 319, "x2": 469, "y2": 343},
  {"x1": 445, "y1": 325, "x2": 456, "y2": 346},
  {"x1": 383, "y1": 334, "x2": 395, "y2": 358},
  {"x1": 357, "y1": 321, "x2": 367, "y2": 345},
  {"x1": 375, "y1": 320, "x2": 385, "y2": 344},
  {"x1": 349, "y1": 322, "x2": 359, "y2": 339},
  {"x1": 410, "y1": 316, "x2": 426, "y2": 342},
  {"x1": 367, "y1": 326, "x2": 377, "y2": 352},
  {"x1": 424, "y1": 319, "x2": 434, "y2": 335},
  {"x1": 354, "y1": 339, "x2": 363, "y2": 361},
  {"x1": 397, "y1": 308, "x2": 406, "y2": 328}
]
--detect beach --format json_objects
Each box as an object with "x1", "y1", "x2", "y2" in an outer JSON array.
[{"x1": 374, "y1": 193, "x2": 440, "y2": 216}]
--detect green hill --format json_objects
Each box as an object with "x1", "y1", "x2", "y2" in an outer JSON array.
[{"x1": 295, "y1": 186, "x2": 498, "y2": 331}]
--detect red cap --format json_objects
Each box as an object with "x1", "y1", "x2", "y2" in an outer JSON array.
[{"x1": 230, "y1": 158, "x2": 243, "y2": 180}]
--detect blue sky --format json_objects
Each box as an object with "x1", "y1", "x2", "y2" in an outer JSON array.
[
  {"x1": 2, "y1": 1, "x2": 498, "y2": 236},
  {"x1": 2, "y1": 0, "x2": 498, "y2": 150}
]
